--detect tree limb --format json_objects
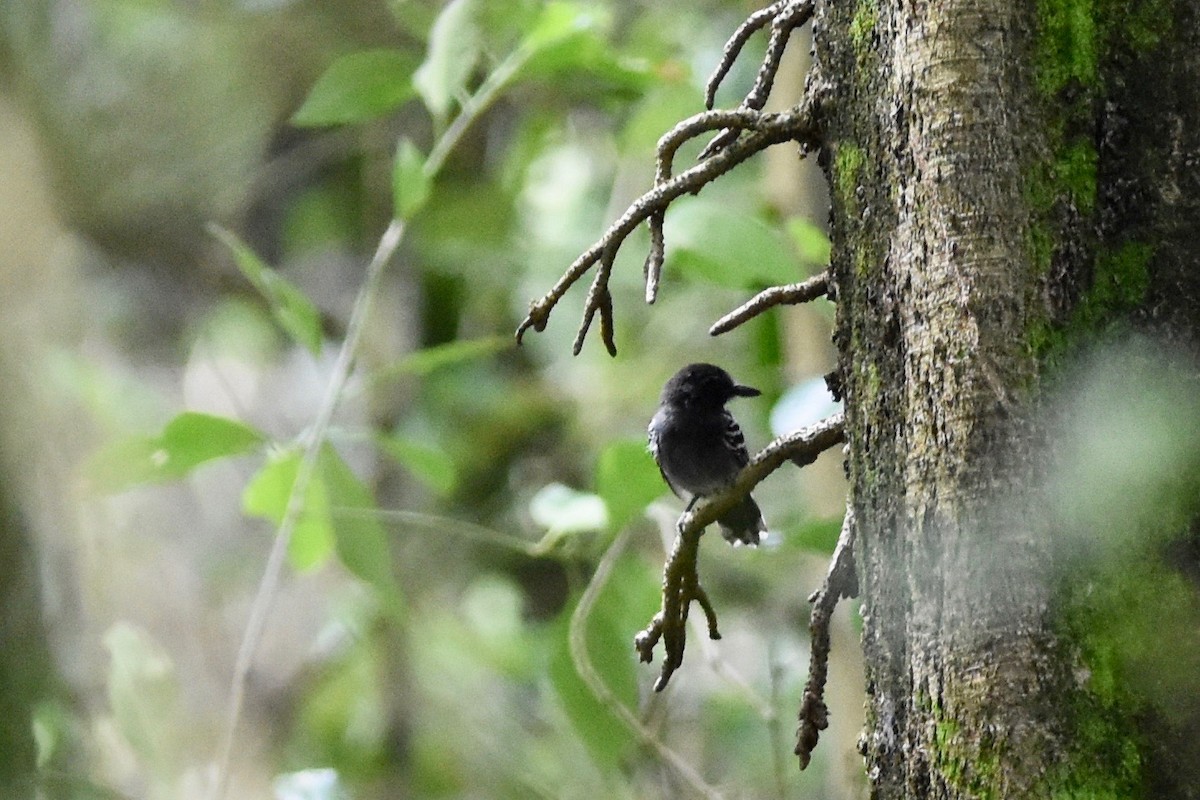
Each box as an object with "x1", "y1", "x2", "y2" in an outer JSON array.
[
  {"x1": 795, "y1": 505, "x2": 857, "y2": 768},
  {"x1": 700, "y1": 0, "x2": 815, "y2": 159},
  {"x1": 516, "y1": 107, "x2": 818, "y2": 354},
  {"x1": 704, "y1": 0, "x2": 814, "y2": 112},
  {"x1": 709, "y1": 271, "x2": 830, "y2": 335}
]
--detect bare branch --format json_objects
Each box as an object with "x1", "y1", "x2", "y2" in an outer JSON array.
[
  {"x1": 573, "y1": 252, "x2": 617, "y2": 355},
  {"x1": 643, "y1": 211, "x2": 666, "y2": 304},
  {"x1": 705, "y1": 0, "x2": 788, "y2": 110},
  {"x1": 701, "y1": 0, "x2": 815, "y2": 159},
  {"x1": 746, "y1": 0, "x2": 814, "y2": 113},
  {"x1": 709, "y1": 271, "x2": 830, "y2": 335},
  {"x1": 795, "y1": 505, "x2": 858, "y2": 769},
  {"x1": 636, "y1": 413, "x2": 846, "y2": 691},
  {"x1": 516, "y1": 109, "x2": 816, "y2": 351}
]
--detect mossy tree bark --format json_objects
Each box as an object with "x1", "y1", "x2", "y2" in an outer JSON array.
[{"x1": 815, "y1": 0, "x2": 1200, "y2": 797}]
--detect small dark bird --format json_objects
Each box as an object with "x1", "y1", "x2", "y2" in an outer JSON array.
[{"x1": 648, "y1": 363, "x2": 767, "y2": 545}]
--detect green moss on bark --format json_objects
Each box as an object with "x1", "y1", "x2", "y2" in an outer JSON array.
[
  {"x1": 1025, "y1": 0, "x2": 1170, "y2": 365},
  {"x1": 849, "y1": 0, "x2": 878, "y2": 52}
]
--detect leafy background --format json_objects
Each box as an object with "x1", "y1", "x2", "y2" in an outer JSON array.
[{"x1": 0, "y1": 1, "x2": 860, "y2": 798}]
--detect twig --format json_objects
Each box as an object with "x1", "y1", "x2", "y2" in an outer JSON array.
[
  {"x1": 795, "y1": 504, "x2": 858, "y2": 769},
  {"x1": 745, "y1": 0, "x2": 814, "y2": 113},
  {"x1": 700, "y1": 0, "x2": 815, "y2": 159},
  {"x1": 705, "y1": 0, "x2": 790, "y2": 110},
  {"x1": 570, "y1": 528, "x2": 727, "y2": 800},
  {"x1": 209, "y1": 220, "x2": 405, "y2": 800},
  {"x1": 709, "y1": 271, "x2": 830, "y2": 335},
  {"x1": 645, "y1": 106, "x2": 816, "y2": 305},
  {"x1": 517, "y1": 107, "x2": 818, "y2": 352},
  {"x1": 635, "y1": 413, "x2": 846, "y2": 691}
]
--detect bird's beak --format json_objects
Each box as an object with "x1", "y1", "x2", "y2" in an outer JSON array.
[{"x1": 732, "y1": 383, "x2": 761, "y2": 398}]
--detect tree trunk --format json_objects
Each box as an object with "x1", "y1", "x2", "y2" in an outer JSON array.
[{"x1": 816, "y1": 0, "x2": 1200, "y2": 796}]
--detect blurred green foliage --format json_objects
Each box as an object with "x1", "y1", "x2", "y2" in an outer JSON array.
[{"x1": 2, "y1": 0, "x2": 845, "y2": 797}]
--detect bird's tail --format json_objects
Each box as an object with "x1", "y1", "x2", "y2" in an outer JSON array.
[{"x1": 717, "y1": 494, "x2": 766, "y2": 546}]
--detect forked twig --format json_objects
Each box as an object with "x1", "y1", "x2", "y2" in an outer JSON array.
[
  {"x1": 701, "y1": 0, "x2": 815, "y2": 159},
  {"x1": 636, "y1": 413, "x2": 846, "y2": 691},
  {"x1": 517, "y1": 107, "x2": 818, "y2": 354},
  {"x1": 795, "y1": 505, "x2": 858, "y2": 768}
]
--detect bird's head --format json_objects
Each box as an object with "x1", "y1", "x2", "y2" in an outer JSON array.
[{"x1": 660, "y1": 363, "x2": 760, "y2": 409}]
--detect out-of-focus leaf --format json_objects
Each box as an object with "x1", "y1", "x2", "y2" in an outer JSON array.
[
  {"x1": 521, "y1": 1, "x2": 595, "y2": 51},
  {"x1": 242, "y1": 449, "x2": 334, "y2": 571},
  {"x1": 291, "y1": 49, "x2": 418, "y2": 127},
  {"x1": 377, "y1": 435, "x2": 457, "y2": 495},
  {"x1": 786, "y1": 217, "x2": 832, "y2": 269},
  {"x1": 548, "y1": 550, "x2": 655, "y2": 769},
  {"x1": 209, "y1": 225, "x2": 323, "y2": 355},
  {"x1": 785, "y1": 516, "x2": 844, "y2": 555},
  {"x1": 293, "y1": 639, "x2": 389, "y2": 779},
  {"x1": 322, "y1": 446, "x2": 405, "y2": 614},
  {"x1": 87, "y1": 411, "x2": 266, "y2": 492},
  {"x1": 393, "y1": 139, "x2": 432, "y2": 221},
  {"x1": 242, "y1": 446, "x2": 403, "y2": 604},
  {"x1": 273, "y1": 768, "x2": 350, "y2": 800},
  {"x1": 160, "y1": 412, "x2": 266, "y2": 471},
  {"x1": 595, "y1": 439, "x2": 663, "y2": 531},
  {"x1": 664, "y1": 198, "x2": 798, "y2": 288},
  {"x1": 88, "y1": 436, "x2": 169, "y2": 492},
  {"x1": 511, "y1": 2, "x2": 650, "y2": 96},
  {"x1": 413, "y1": 0, "x2": 481, "y2": 117},
  {"x1": 103, "y1": 622, "x2": 184, "y2": 778},
  {"x1": 530, "y1": 483, "x2": 608, "y2": 535}
]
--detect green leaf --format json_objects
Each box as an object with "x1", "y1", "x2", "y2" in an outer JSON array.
[
  {"x1": 159, "y1": 412, "x2": 266, "y2": 472},
  {"x1": 521, "y1": 1, "x2": 598, "y2": 52},
  {"x1": 87, "y1": 435, "x2": 169, "y2": 492},
  {"x1": 209, "y1": 225, "x2": 323, "y2": 355},
  {"x1": 321, "y1": 446, "x2": 404, "y2": 613},
  {"x1": 377, "y1": 435, "x2": 457, "y2": 494},
  {"x1": 664, "y1": 198, "x2": 799, "y2": 288},
  {"x1": 548, "y1": 550, "x2": 656, "y2": 769},
  {"x1": 595, "y1": 439, "x2": 663, "y2": 532},
  {"x1": 242, "y1": 449, "x2": 334, "y2": 571},
  {"x1": 785, "y1": 516, "x2": 844, "y2": 555},
  {"x1": 413, "y1": 0, "x2": 481, "y2": 118},
  {"x1": 517, "y1": 2, "x2": 648, "y2": 94},
  {"x1": 392, "y1": 138, "x2": 432, "y2": 221},
  {"x1": 292, "y1": 49, "x2": 418, "y2": 127},
  {"x1": 242, "y1": 447, "x2": 404, "y2": 611},
  {"x1": 87, "y1": 412, "x2": 266, "y2": 492},
  {"x1": 786, "y1": 217, "x2": 832, "y2": 268}
]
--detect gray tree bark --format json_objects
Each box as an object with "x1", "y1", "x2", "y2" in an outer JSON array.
[{"x1": 816, "y1": 0, "x2": 1200, "y2": 796}]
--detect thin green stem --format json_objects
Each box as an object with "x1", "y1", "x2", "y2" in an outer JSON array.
[
  {"x1": 210, "y1": 35, "x2": 542, "y2": 799},
  {"x1": 208, "y1": 219, "x2": 405, "y2": 800},
  {"x1": 335, "y1": 506, "x2": 540, "y2": 555},
  {"x1": 569, "y1": 529, "x2": 726, "y2": 800},
  {"x1": 425, "y1": 45, "x2": 530, "y2": 177}
]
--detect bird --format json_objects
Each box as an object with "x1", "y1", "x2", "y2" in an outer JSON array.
[{"x1": 648, "y1": 363, "x2": 767, "y2": 545}]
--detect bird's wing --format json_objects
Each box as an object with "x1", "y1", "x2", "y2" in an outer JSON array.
[{"x1": 722, "y1": 410, "x2": 751, "y2": 468}]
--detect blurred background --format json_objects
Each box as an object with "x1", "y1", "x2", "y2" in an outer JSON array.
[{"x1": 0, "y1": 1, "x2": 860, "y2": 798}]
